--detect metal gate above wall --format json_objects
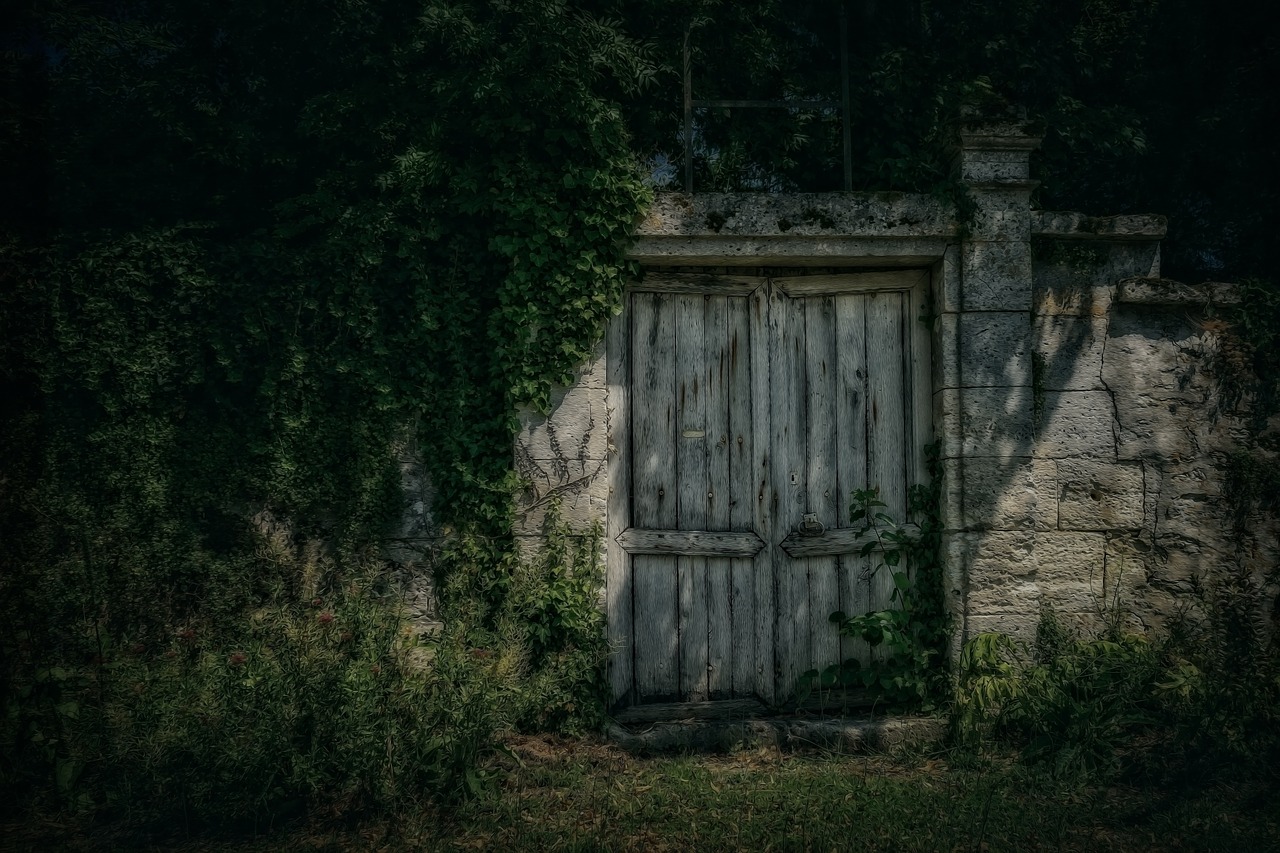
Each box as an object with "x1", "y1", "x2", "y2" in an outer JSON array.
[{"x1": 606, "y1": 267, "x2": 932, "y2": 717}]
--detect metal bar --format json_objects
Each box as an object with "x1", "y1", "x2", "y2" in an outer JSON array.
[
  {"x1": 691, "y1": 99, "x2": 839, "y2": 109},
  {"x1": 683, "y1": 25, "x2": 693, "y2": 193},
  {"x1": 840, "y1": 3, "x2": 852, "y2": 191}
]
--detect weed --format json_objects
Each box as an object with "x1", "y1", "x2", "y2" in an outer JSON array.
[
  {"x1": 797, "y1": 445, "x2": 949, "y2": 710},
  {"x1": 0, "y1": 497, "x2": 609, "y2": 829},
  {"x1": 954, "y1": 567, "x2": 1280, "y2": 788}
]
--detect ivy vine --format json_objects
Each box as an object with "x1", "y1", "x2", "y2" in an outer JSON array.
[{"x1": 797, "y1": 444, "x2": 949, "y2": 710}]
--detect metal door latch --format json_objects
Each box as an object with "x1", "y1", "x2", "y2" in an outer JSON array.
[{"x1": 798, "y1": 513, "x2": 825, "y2": 536}]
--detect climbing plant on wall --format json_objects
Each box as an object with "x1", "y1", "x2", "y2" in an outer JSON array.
[
  {"x1": 0, "y1": 0, "x2": 652, "y2": 817},
  {"x1": 1, "y1": 0, "x2": 653, "y2": 615}
]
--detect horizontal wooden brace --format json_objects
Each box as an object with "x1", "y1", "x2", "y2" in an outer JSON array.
[
  {"x1": 617, "y1": 528, "x2": 766, "y2": 558},
  {"x1": 779, "y1": 523, "x2": 921, "y2": 559}
]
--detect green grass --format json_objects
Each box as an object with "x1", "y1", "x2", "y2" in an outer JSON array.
[{"x1": 5, "y1": 735, "x2": 1278, "y2": 851}]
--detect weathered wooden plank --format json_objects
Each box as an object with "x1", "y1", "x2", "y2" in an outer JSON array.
[
  {"x1": 835, "y1": 294, "x2": 870, "y2": 666},
  {"x1": 805, "y1": 296, "x2": 841, "y2": 677},
  {"x1": 704, "y1": 296, "x2": 732, "y2": 698},
  {"x1": 909, "y1": 270, "x2": 933, "y2": 485},
  {"x1": 866, "y1": 291, "x2": 908, "y2": 621},
  {"x1": 771, "y1": 286, "x2": 808, "y2": 702},
  {"x1": 907, "y1": 271, "x2": 934, "y2": 601},
  {"x1": 606, "y1": 303, "x2": 633, "y2": 705},
  {"x1": 632, "y1": 293, "x2": 678, "y2": 699},
  {"x1": 634, "y1": 273, "x2": 768, "y2": 295},
  {"x1": 632, "y1": 293, "x2": 675, "y2": 527},
  {"x1": 728, "y1": 295, "x2": 756, "y2": 698},
  {"x1": 675, "y1": 295, "x2": 709, "y2": 701},
  {"x1": 616, "y1": 528, "x2": 765, "y2": 557},
  {"x1": 779, "y1": 523, "x2": 922, "y2": 558},
  {"x1": 750, "y1": 284, "x2": 774, "y2": 703},
  {"x1": 772, "y1": 270, "x2": 926, "y2": 297},
  {"x1": 610, "y1": 697, "x2": 766, "y2": 724}
]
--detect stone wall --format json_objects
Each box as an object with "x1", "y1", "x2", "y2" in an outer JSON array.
[
  {"x1": 513, "y1": 340, "x2": 610, "y2": 551},
  {"x1": 398, "y1": 119, "x2": 1279, "y2": 663},
  {"x1": 956, "y1": 226, "x2": 1279, "y2": 643}
]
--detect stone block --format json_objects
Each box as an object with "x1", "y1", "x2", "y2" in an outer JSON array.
[
  {"x1": 1103, "y1": 309, "x2": 1212, "y2": 404},
  {"x1": 965, "y1": 611, "x2": 1107, "y2": 644},
  {"x1": 1099, "y1": 533, "x2": 1243, "y2": 632},
  {"x1": 1032, "y1": 279, "x2": 1114, "y2": 319},
  {"x1": 951, "y1": 386, "x2": 1037, "y2": 458},
  {"x1": 958, "y1": 149, "x2": 1033, "y2": 184},
  {"x1": 965, "y1": 613, "x2": 1040, "y2": 644},
  {"x1": 1117, "y1": 277, "x2": 1242, "y2": 308},
  {"x1": 629, "y1": 235, "x2": 952, "y2": 267},
  {"x1": 1158, "y1": 496, "x2": 1240, "y2": 558},
  {"x1": 955, "y1": 312, "x2": 1033, "y2": 388},
  {"x1": 1112, "y1": 393, "x2": 1200, "y2": 463},
  {"x1": 937, "y1": 243, "x2": 962, "y2": 315},
  {"x1": 634, "y1": 192, "x2": 954, "y2": 238},
  {"x1": 960, "y1": 530, "x2": 1039, "y2": 613},
  {"x1": 1035, "y1": 391, "x2": 1116, "y2": 459},
  {"x1": 969, "y1": 190, "x2": 1034, "y2": 241},
  {"x1": 1034, "y1": 316, "x2": 1107, "y2": 391},
  {"x1": 942, "y1": 532, "x2": 969, "y2": 601},
  {"x1": 939, "y1": 460, "x2": 964, "y2": 532},
  {"x1": 942, "y1": 456, "x2": 1057, "y2": 531},
  {"x1": 935, "y1": 389, "x2": 964, "y2": 460},
  {"x1": 957, "y1": 529, "x2": 1106, "y2": 619},
  {"x1": 516, "y1": 382, "x2": 608, "y2": 461},
  {"x1": 1030, "y1": 240, "x2": 1115, "y2": 318},
  {"x1": 1031, "y1": 211, "x2": 1166, "y2": 242},
  {"x1": 1034, "y1": 532, "x2": 1107, "y2": 612},
  {"x1": 1057, "y1": 460, "x2": 1145, "y2": 531},
  {"x1": 962, "y1": 241, "x2": 1033, "y2": 311},
  {"x1": 1103, "y1": 535, "x2": 1155, "y2": 597}
]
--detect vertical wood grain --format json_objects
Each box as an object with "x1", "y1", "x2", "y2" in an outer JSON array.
[
  {"x1": 728, "y1": 295, "x2": 756, "y2": 698},
  {"x1": 909, "y1": 270, "x2": 933, "y2": 485},
  {"x1": 704, "y1": 296, "x2": 732, "y2": 698},
  {"x1": 631, "y1": 293, "x2": 678, "y2": 699},
  {"x1": 675, "y1": 295, "x2": 709, "y2": 701},
  {"x1": 835, "y1": 294, "x2": 870, "y2": 667},
  {"x1": 771, "y1": 286, "x2": 807, "y2": 700},
  {"x1": 805, "y1": 296, "x2": 841, "y2": 677},
  {"x1": 750, "y1": 284, "x2": 774, "y2": 703},
  {"x1": 606, "y1": 301, "x2": 632, "y2": 705},
  {"x1": 866, "y1": 292, "x2": 907, "y2": 619}
]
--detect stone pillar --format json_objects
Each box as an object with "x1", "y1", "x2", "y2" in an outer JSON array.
[{"x1": 939, "y1": 118, "x2": 1051, "y2": 646}]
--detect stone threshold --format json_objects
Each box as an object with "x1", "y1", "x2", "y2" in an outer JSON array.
[{"x1": 606, "y1": 713, "x2": 946, "y2": 755}]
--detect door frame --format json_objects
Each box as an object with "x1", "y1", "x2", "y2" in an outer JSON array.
[{"x1": 606, "y1": 266, "x2": 935, "y2": 713}]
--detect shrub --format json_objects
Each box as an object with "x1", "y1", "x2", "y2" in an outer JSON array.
[
  {"x1": 1157, "y1": 564, "x2": 1280, "y2": 778},
  {"x1": 955, "y1": 609, "x2": 1164, "y2": 782},
  {"x1": 955, "y1": 568, "x2": 1280, "y2": 785},
  {"x1": 0, "y1": 535, "x2": 523, "y2": 830}
]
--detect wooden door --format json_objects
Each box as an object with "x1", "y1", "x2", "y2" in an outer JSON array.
[{"x1": 607, "y1": 270, "x2": 932, "y2": 713}]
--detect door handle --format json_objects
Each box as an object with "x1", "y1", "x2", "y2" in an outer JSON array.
[{"x1": 798, "y1": 513, "x2": 825, "y2": 536}]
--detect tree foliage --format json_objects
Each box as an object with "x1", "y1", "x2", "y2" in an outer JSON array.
[
  {"x1": 620, "y1": 0, "x2": 1276, "y2": 281},
  {"x1": 1, "y1": 0, "x2": 652, "y2": 816},
  {"x1": 1, "y1": 0, "x2": 1277, "y2": 820}
]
